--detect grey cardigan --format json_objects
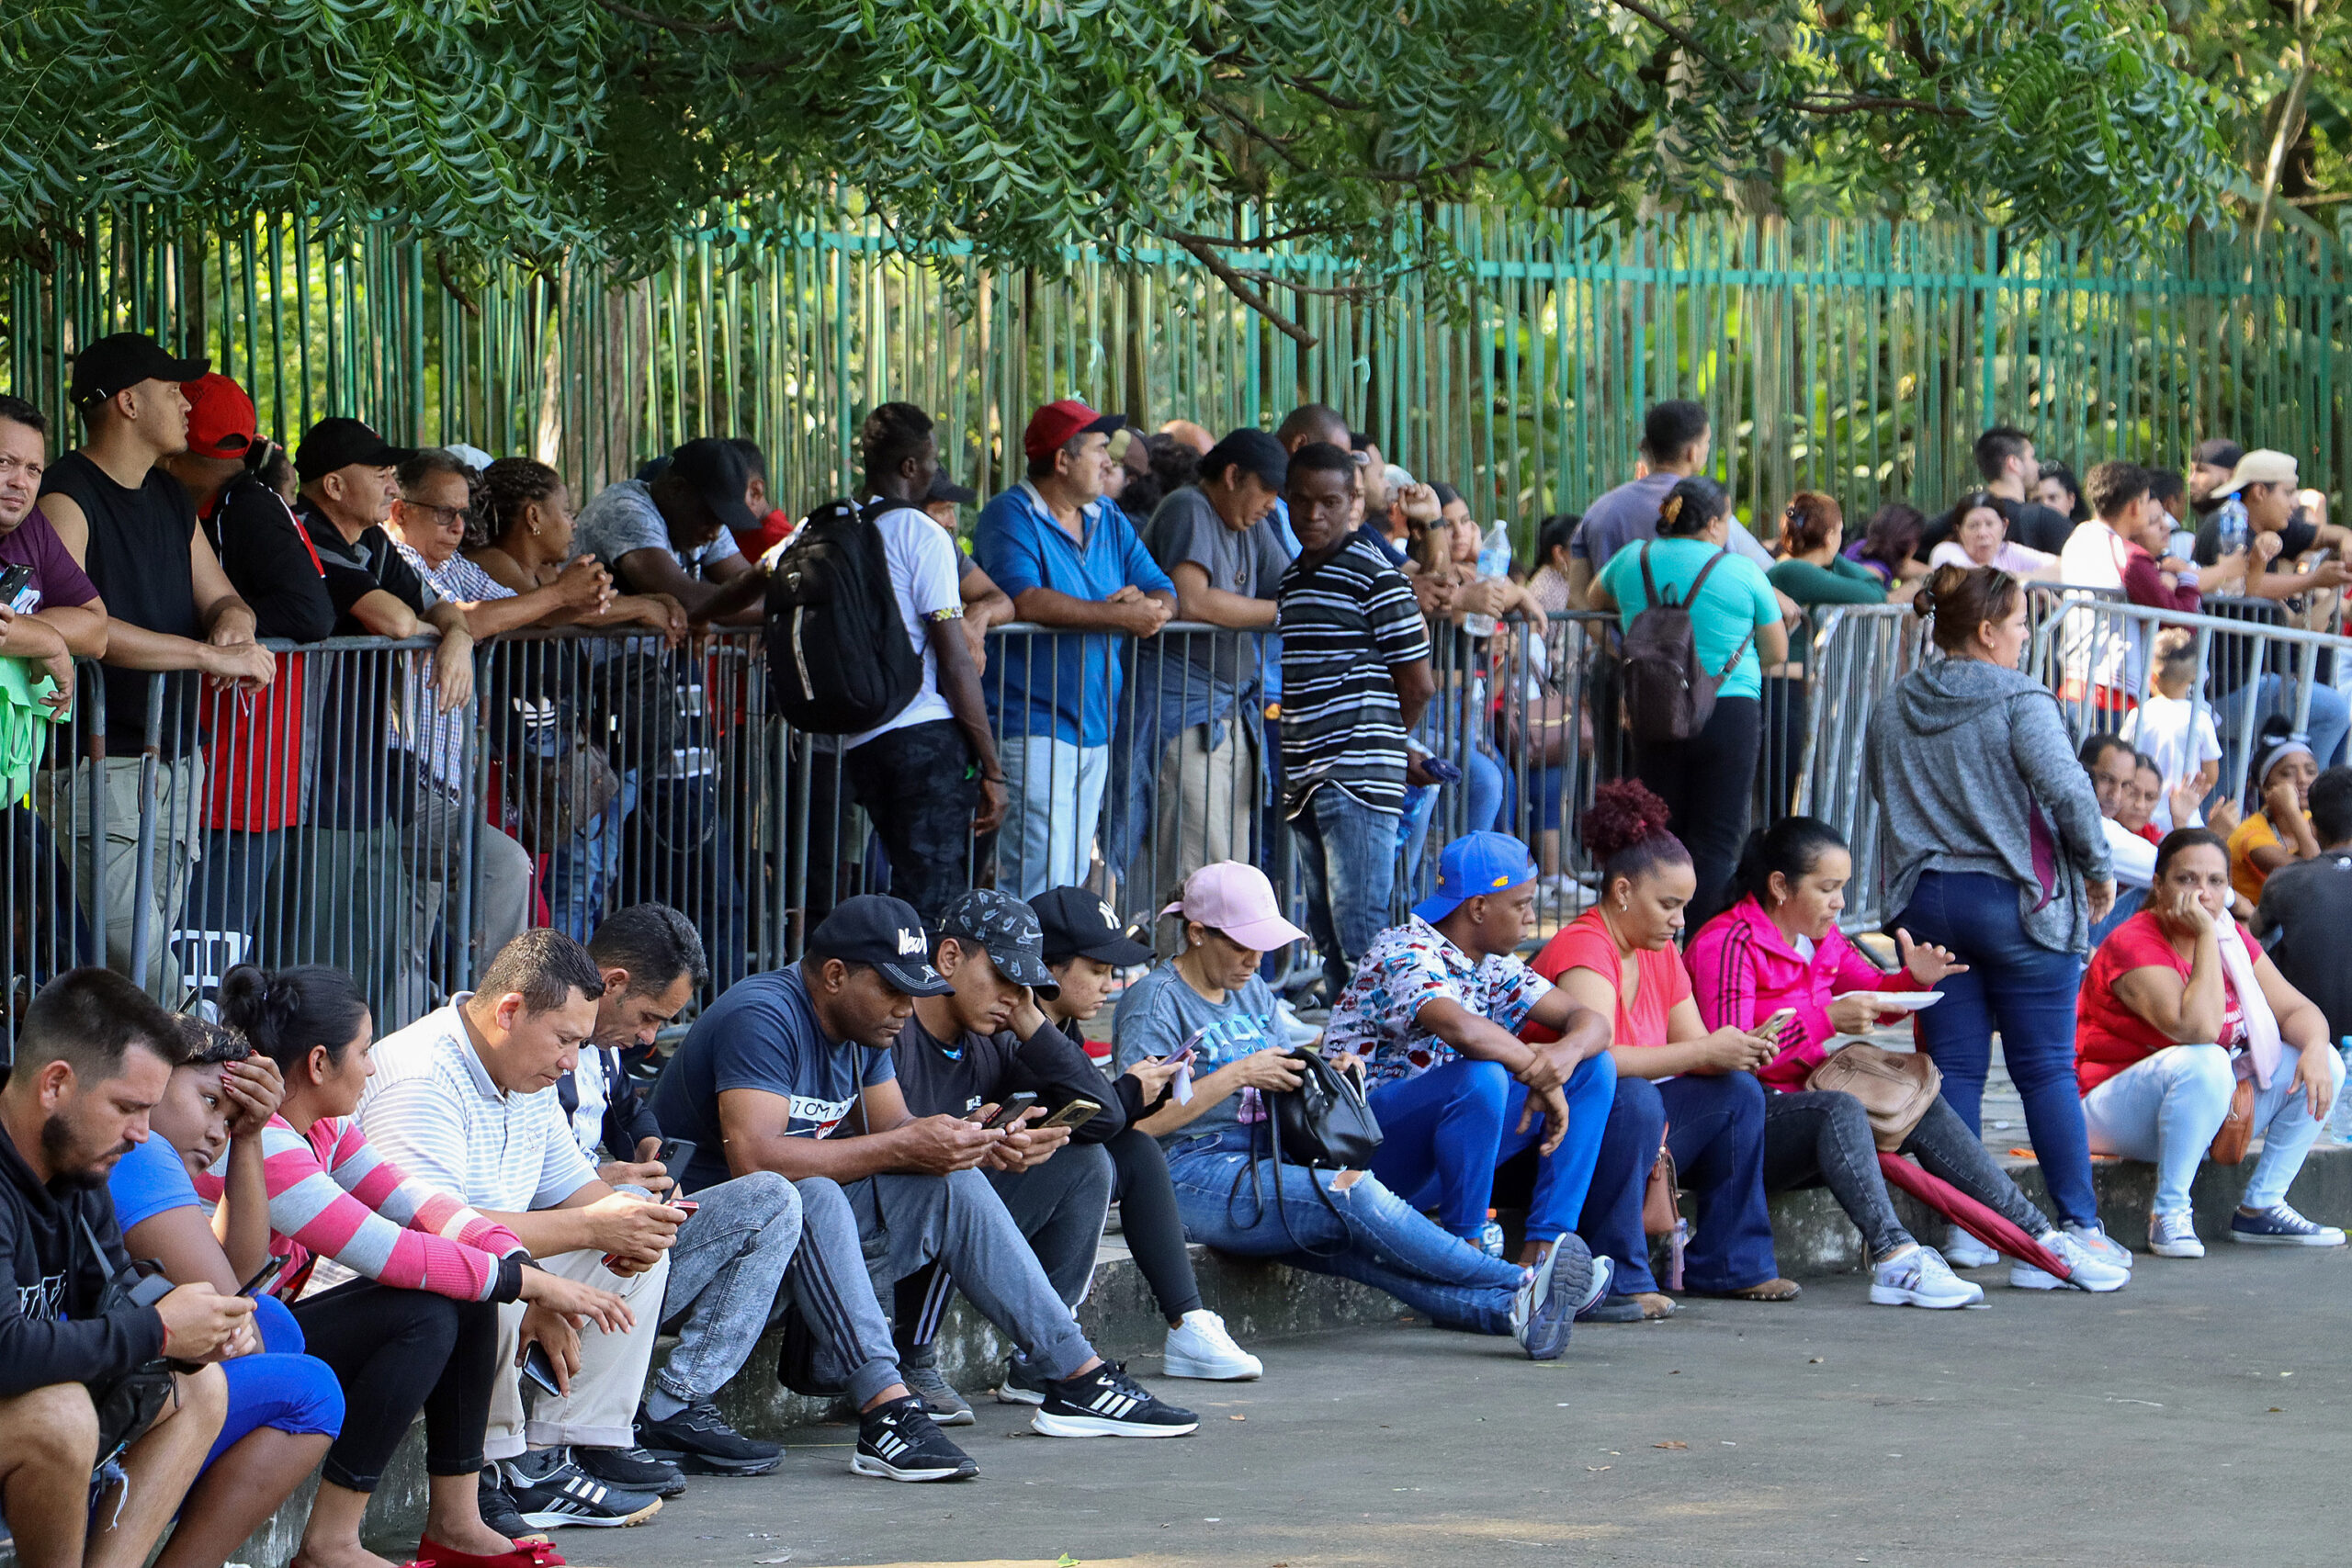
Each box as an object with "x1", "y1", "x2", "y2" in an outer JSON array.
[{"x1": 1863, "y1": 658, "x2": 2114, "y2": 954}]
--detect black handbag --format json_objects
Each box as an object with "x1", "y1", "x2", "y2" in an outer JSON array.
[
  {"x1": 1272, "y1": 1047, "x2": 1382, "y2": 1169},
  {"x1": 77, "y1": 1218, "x2": 182, "y2": 1471}
]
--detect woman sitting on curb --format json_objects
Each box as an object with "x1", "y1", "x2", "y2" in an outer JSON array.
[
  {"x1": 1529, "y1": 781, "x2": 1798, "y2": 1318},
  {"x1": 2077, "y1": 828, "x2": 2346, "y2": 1257},
  {"x1": 1112, "y1": 862, "x2": 1604, "y2": 1361},
  {"x1": 1687, "y1": 818, "x2": 2129, "y2": 1300}
]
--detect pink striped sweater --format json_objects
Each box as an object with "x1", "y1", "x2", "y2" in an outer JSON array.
[{"x1": 196, "y1": 1114, "x2": 525, "y2": 1302}]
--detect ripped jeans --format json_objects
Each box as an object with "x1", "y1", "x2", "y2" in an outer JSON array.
[{"x1": 1163, "y1": 1130, "x2": 1528, "y2": 1334}]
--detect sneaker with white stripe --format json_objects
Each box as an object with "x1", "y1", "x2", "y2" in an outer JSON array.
[
  {"x1": 1031, "y1": 1360, "x2": 1199, "y2": 1438},
  {"x1": 851, "y1": 1394, "x2": 978, "y2": 1482},
  {"x1": 496, "y1": 1448, "x2": 663, "y2": 1529},
  {"x1": 2229, "y1": 1202, "x2": 2346, "y2": 1247}
]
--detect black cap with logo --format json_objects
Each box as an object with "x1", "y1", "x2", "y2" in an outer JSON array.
[
  {"x1": 70, "y1": 333, "x2": 209, "y2": 409},
  {"x1": 937, "y1": 889, "x2": 1058, "y2": 997},
  {"x1": 805, "y1": 894, "x2": 953, "y2": 997},
  {"x1": 1029, "y1": 886, "x2": 1153, "y2": 966}
]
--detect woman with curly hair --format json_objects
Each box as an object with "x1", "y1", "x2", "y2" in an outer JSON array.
[{"x1": 1524, "y1": 781, "x2": 1795, "y2": 1319}]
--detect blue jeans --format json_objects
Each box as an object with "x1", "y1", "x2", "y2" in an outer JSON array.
[
  {"x1": 997, "y1": 735, "x2": 1111, "y2": 899},
  {"x1": 1166, "y1": 1134, "x2": 1528, "y2": 1334},
  {"x1": 548, "y1": 765, "x2": 640, "y2": 942},
  {"x1": 1894, "y1": 870, "x2": 2098, "y2": 1227},
  {"x1": 2083, "y1": 1043, "x2": 2346, "y2": 1213},
  {"x1": 1578, "y1": 1073, "x2": 1778, "y2": 1294},
  {"x1": 1291, "y1": 785, "x2": 1400, "y2": 999},
  {"x1": 2215, "y1": 673, "x2": 2351, "y2": 776},
  {"x1": 1369, "y1": 1053, "x2": 1618, "y2": 1245}
]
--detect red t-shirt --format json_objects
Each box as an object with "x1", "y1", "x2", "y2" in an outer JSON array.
[
  {"x1": 1525, "y1": 907, "x2": 1691, "y2": 1047},
  {"x1": 2075, "y1": 908, "x2": 2248, "y2": 1094}
]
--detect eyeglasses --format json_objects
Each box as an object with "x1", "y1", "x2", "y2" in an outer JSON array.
[{"x1": 401, "y1": 498, "x2": 471, "y2": 529}]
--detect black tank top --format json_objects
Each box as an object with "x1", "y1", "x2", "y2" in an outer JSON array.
[{"x1": 40, "y1": 451, "x2": 201, "y2": 754}]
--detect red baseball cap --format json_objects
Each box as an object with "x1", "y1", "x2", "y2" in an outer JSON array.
[
  {"x1": 1022, "y1": 399, "x2": 1126, "y2": 461},
  {"x1": 183, "y1": 373, "x2": 257, "y2": 460}
]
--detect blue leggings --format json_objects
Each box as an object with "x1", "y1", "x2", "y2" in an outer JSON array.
[
  {"x1": 209, "y1": 1294, "x2": 345, "y2": 1468},
  {"x1": 1368, "y1": 1053, "x2": 1618, "y2": 1245}
]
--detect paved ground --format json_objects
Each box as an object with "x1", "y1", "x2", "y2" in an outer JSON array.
[{"x1": 569, "y1": 1247, "x2": 2350, "y2": 1568}]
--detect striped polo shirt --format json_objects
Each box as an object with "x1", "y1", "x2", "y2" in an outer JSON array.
[{"x1": 1275, "y1": 531, "x2": 1431, "y2": 818}]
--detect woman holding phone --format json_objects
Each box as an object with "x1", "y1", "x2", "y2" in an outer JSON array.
[
  {"x1": 106, "y1": 1017, "x2": 345, "y2": 1568},
  {"x1": 1687, "y1": 818, "x2": 2128, "y2": 1302}
]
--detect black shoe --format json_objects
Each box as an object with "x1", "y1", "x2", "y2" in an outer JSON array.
[
  {"x1": 852, "y1": 1395, "x2": 978, "y2": 1482},
  {"x1": 476, "y1": 1469, "x2": 548, "y2": 1544},
  {"x1": 636, "y1": 1402, "x2": 783, "y2": 1477},
  {"x1": 1031, "y1": 1360, "x2": 1199, "y2": 1438},
  {"x1": 496, "y1": 1449, "x2": 664, "y2": 1529},
  {"x1": 571, "y1": 1443, "x2": 686, "y2": 1498}
]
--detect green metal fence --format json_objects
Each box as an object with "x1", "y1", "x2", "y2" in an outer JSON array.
[{"x1": 6, "y1": 209, "x2": 2345, "y2": 550}]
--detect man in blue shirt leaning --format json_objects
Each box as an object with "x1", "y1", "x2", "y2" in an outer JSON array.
[{"x1": 974, "y1": 400, "x2": 1176, "y2": 899}]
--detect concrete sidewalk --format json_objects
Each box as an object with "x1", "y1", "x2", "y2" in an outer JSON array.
[{"x1": 548, "y1": 1246, "x2": 2352, "y2": 1568}]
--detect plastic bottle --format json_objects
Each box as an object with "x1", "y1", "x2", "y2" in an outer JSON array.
[
  {"x1": 1478, "y1": 1211, "x2": 1506, "y2": 1259},
  {"x1": 2216, "y1": 497, "x2": 2249, "y2": 559}
]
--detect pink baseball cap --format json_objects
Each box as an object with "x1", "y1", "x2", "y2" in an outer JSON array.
[{"x1": 1160, "y1": 863, "x2": 1308, "y2": 952}]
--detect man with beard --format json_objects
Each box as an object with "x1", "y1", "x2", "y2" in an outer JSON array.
[{"x1": 0, "y1": 967, "x2": 253, "y2": 1568}]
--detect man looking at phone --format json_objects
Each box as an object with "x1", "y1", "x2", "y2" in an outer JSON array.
[
  {"x1": 651, "y1": 895, "x2": 1197, "y2": 1480},
  {"x1": 0, "y1": 968, "x2": 244, "y2": 1568},
  {"x1": 360, "y1": 931, "x2": 687, "y2": 1529},
  {"x1": 560, "y1": 904, "x2": 797, "y2": 1477},
  {"x1": 883, "y1": 890, "x2": 1126, "y2": 1421}
]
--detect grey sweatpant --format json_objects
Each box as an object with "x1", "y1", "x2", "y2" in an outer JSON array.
[
  {"x1": 651, "y1": 1170, "x2": 802, "y2": 1416},
  {"x1": 786, "y1": 1168, "x2": 1097, "y2": 1409},
  {"x1": 900, "y1": 1144, "x2": 1113, "y2": 1356}
]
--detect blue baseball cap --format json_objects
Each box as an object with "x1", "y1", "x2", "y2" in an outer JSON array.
[{"x1": 1411, "y1": 831, "x2": 1541, "y2": 923}]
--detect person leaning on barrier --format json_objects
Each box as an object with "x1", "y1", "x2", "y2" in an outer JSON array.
[
  {"x1": 0, "y1": 968, "x2": 245, "y2": 1568},
  {"x1": 2059, "y1": 461, "x2": 2199, "y2": 615},
  {"x1": 2079, "y1": 827, "x2": 2346, "y2": 1257},
  {"x1": 973, "y1": 400, "x2": 1177, "y2": 900},
  {"x1": 1862, "y1": 563, "x2": 2132, "y2": 1272},
  {"x1": 1926, "y1": 491, "x2": 2058, "y2": 581},
  {"x1": 649, "y1": 894, "x2": 1197, "y2": 1474},
  {"x1": 465, "y1": 457, "x2": 691, "y2": 643},
  {"x1": 1687, "y1": 817, "x2": 2129, "y2": 1303},
  {"x1": 836, "y1": 402, "x2": 1009, "y2": 931},
  {"x1": 38, "y1": 335, "x2": 277, "y2": 1002},
  {"x1": 573, "y1": 436, "x2": 768, "y2": 628},
  {"x1": 0, "y1": 395, "x2": 106, "y2": 715}
]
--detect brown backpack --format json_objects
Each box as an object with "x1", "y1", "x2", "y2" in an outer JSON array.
[{"x1": 1621, "y1": 542, "x2": 1752, "y2": 745}]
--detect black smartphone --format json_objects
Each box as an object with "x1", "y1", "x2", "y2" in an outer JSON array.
[
  {"x1": 1037, "y1": 1097, "x2": 1102, "y2": 1131},
  {"x1": 653, "y1": 1137, "x2": 695, "y2": 1178},
  {"x1": 521, "y1": 1342, "x2": 564, "y2": 1397},
  {"x1": 237, "y1": 1255, "x2": 287, "y2": 1299},
  {"x1": 978, "y1": 1092, "x2": 1039, "y2": 1129},
  {"x1": 0, "y1": 563, "x2": 31, "y2": 605}
]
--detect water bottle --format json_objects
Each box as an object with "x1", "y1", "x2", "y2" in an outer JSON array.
[
  {"x1": 2216, "y1": 497, "x2": 2249, "y2": 559},
  {"x1": 1478, "y1": 1211, "x2": 1506, "y2": 1259}
]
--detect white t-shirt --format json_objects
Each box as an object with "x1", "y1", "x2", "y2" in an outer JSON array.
[
  {"x1": 2122, "y1": 693, "x2": 2222, "y2": 832},
  {"x1": 2102, "y1": 815, "x2": 2156, "y2": 891},
  {"x1": 843, "y1": 499, "x2": 961, "y2": 751}
]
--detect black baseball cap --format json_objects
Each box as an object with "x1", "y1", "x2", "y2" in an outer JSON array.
[
  {"x1": 937, "y1": 890, "x2": 1057, "y2": 997},
  {"x1": 925, "y1": 474, "x2": 978, "y2": 507},
  {"x1": 1202, "y1": 428, "x2": 1289, "y2": 491},
  {"x1": 1029, "y1": 886, "x2": 1153, "y2": 966},
  {"x1": 70, "y1": 332, "x2": 208, "y2": 408},
  {"x1": 296, "y1": 417, "x2": 416, "y2": 483},
  {"x1": 2192, "y1": 438, "x2": 2245, "y2": 471},
  {"x1": 805, "y1": 895, "x2": 954, "y2": 997},
  {"x1": 668, "y1": 436, "x2": 757, "y2": 535}
]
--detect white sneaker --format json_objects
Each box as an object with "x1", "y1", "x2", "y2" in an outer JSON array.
[
  {"x1": 1940, "y1": 1225, "x2": 2000, "y2": 1269},
  {"x1": 1274, "y1": 999, "x2": 1322, "y2": 1048},
  {"x1": 1161, "y1": 1310, "x2": 1263, "y2": 1381},
  {"x1": 2011, "y1": 1227, "x2": 2130, "y2": 1292},
  {"x1": 2147, "y1": 1209, "x2": 2206, "y2": 1258},
  {"x1": 1868, "y1": 1245, "x2": 1984, "y2": 1309},
  {"x1": 2063, "y1": 1221, "x2": 2134, "y2": 1269}
]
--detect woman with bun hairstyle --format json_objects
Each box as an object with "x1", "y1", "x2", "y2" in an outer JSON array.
[
  {"x1": 1527, "y1": 781, "x2": 1795, "y2": 1319},
  {"x1": 1587, "y1": 475, "x2": 1788, "y2": 931},
  {"x1": 1687, "y1": 818, "x2": 2130, "y2": 1298},
  {"x1": 217, "y1": 964, "x2": 634, "y2": 1568},
  {"x1": 1863, "y1": 564, "x2": 2129, "y2": 1271}
]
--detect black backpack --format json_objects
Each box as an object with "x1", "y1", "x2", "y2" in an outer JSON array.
[
  {"x1": 764, "y1": 498, "x2": 923, "y2": 734},
  {"x1": 1620, "y1": 542, "x2": 1752, "y2": 746}
]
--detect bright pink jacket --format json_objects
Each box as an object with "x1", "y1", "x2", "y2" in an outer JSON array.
[{"x1": 1686, "y1": 897, "x2": 1918, "y2": 1091}]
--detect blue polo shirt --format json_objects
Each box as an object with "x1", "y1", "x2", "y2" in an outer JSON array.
[{"x1": 974, "y1": 481, "x2": 1176, "y2": 746}]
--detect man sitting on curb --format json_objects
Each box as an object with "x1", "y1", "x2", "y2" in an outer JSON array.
[
  {"x1": 650, "y1": 896, "x2": 1198, "y2": 1481},
  {"x1": 557, "y1": 904, "x2": 799, "y2": 1478},
  {"x1": 886, "y1": 890, "x2": 1126, "y2": 1421},
  {"x1": 0, "y1": 969, "x2": 244, "y2": 1568},
  {"x1": 358, "y1": 932, "x2": 688, "y2": 1532}
]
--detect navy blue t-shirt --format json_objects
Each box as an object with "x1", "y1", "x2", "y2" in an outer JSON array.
[{"x1": 649, "y1": 964, "x2": 896, "y2": 1190}]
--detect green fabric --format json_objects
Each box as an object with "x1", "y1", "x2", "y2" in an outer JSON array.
[
  {"x1": 1767, "y1": 555, "x2": 1888, "y2": 606},
  {"x1": 0, "y1": 658, "x2": 57, "y2": 801}
]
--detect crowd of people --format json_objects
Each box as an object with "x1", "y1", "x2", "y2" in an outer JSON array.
[{"x1": 4, "y1": 337, "x2": 2351, "y2": 1568}]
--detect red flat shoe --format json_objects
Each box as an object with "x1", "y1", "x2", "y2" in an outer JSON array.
[{"x1": 408, "y1": 1537, "x2": 568, "y2": 1568}]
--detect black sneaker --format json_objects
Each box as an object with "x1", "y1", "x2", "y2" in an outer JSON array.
[
  {"x1": 851, "y1": 1394, "x2": 978, "y2": 1482},
  {"x1": 476, "y1": 1468, "x2": 548, "y2": 1544},
  {"x1": 496, "y1": 1448, "x2": 664, "y2": 1529},
  {"x1": 636, "y1": 1402, "x2": 783, "y2": 1477},
  {"x1": 1031, "y1": 1360, "x2": 1199, "y2": 1438},
  {"x1": 991, "y1": 1351, "x2": 1052, "y2": 1407},
  {"x1": 573, "y1": 1442, "x2": 686, "y2": 1498}
]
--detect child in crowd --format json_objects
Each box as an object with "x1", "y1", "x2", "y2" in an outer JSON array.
[{"x1": 2120, "y1": 628, "x2": 2225, "y2": 835}]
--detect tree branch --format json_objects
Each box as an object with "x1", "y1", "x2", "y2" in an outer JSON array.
[{"x1": 1163, "y1": 232, "x2": 1317, "y2": 345}]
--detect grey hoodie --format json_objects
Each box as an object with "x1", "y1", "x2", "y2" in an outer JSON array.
[{"x1": 1864, "y1": 658, "x2": 2113, "y2": 953}]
